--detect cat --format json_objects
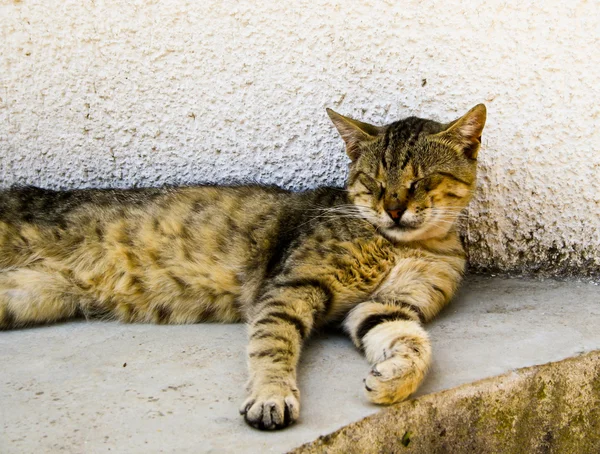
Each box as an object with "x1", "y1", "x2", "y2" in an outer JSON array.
[{"x1": 0, "y1": 103, "x2": 486, "y2": 430}]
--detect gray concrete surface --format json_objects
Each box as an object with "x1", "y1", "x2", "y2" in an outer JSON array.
[{"x1": 1, "y1": 276, "x2": 599, "y2": 454}]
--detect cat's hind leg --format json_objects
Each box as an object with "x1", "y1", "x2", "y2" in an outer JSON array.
[{"x1": 0, "y1": 268, "x2": 83, "y2": 329}]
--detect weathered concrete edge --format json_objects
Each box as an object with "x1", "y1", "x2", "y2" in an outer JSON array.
[
  {"x1": 467, "y1": 263, "x2": 600, "y2": 282},
  {"x1": 290, "y1": 351, "x2": 600, "y2": 454},
  {"x1": 461, "y1": 229, "x2": 600, "y2": 281}
]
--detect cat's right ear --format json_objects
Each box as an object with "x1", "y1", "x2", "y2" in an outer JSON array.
[
  {"x1": 327, "y1": 109, "x2": 381, "y2": 161},
  {"x1": 437, "y1": 104, "x2": 487, "y2": 159}
]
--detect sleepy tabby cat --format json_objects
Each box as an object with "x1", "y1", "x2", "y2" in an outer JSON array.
[{"x1": 0, "y1": 103, "x2": 486, "y2": 430}]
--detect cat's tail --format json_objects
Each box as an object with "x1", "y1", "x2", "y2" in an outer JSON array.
[{"x1": 0, "y1": 268, "x2": 81, "y2": 330}]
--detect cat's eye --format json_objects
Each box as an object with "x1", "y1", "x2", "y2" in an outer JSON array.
[
  {"x1": 358, "y1": 175, "x2": 384, "y2": 198},
  {"x1": 408, "y1": 179, "x2": 421, "y2": 193}
]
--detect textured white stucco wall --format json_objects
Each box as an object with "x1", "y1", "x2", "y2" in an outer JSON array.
[{"x1": 1, "y1": 0, "x2": 599, "y2": 276}]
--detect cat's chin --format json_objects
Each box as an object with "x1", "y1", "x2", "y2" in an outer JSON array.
[{"x1": 380, "y1": 224, "x2": 440, "y2": 243}]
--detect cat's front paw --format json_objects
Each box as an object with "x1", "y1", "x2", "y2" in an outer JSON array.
[
  {"x1": 363, "y1": 352, "x2": 423, "y2": 404},
  {"x1": 239, "y1": 383, "x2": 300, "y2": 430},
  {"x1": 360, "y1": 319, "x2": 432, "y2": 405},
  {"x1": 363, "y1": 337, "x2": 432, "y2": 405}
]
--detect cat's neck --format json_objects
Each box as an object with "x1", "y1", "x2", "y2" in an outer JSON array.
[{"x1": 400, "y1": 229, "x2": 464, "y2": 256}]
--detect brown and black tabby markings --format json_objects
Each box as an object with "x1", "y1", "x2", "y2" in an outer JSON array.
[{"x1": 0, "y1": 104, "x2": 486, "y2": 430}]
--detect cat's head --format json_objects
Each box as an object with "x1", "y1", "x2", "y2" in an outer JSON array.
[{"x1": 328, "y1": 104, "x2": 486, "y2": 243}]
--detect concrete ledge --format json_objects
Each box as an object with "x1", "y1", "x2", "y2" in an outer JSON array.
[
  {"x1": 1, "y1": 276, "x2": 599, "y2": 453},
  {"x1": 292, "y1": 351, "x2": 600, "y2": 454}
]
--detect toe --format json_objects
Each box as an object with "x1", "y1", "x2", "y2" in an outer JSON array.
[
  {"x1": 245, "y1": 401, "x2": 266, "y2": 429},
  {"x1": 239, "y1": 398, "x2": 255, "y2": 415},
  {"x1": 370, "y1": 366, "x2": 382, "y2": 377},
  {"x1": 262, "y1": 401, "x2": 281, "y2": 429},
  {"x1": 284, "y1": 396, "x2": 300, "y2": 424}
]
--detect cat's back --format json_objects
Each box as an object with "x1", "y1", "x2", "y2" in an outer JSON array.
[
  {"x1": 0, "y1": 184, "x2": 296, "y2": 268},
  {"x1": 0, "y1": 185, "x2": 296, "y2": 321},
  {"x1": 0, "y1": 184, "x2": 288, "y2": 224},
  {"x1": 0, "y1": 184, "x2": 377, "y2": 325}
]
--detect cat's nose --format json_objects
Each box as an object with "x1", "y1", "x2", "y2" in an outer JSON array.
[
  {"x1": 386, "y1": 208, "x2": 406, "y2": 224},
  {"x1": 387, "y1": 210, "x2": 406, "y2": 224},
  {"x1": 384, "y1": 201, "x2": 406, "y2": 225}
]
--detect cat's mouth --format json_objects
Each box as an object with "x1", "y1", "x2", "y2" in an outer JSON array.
[
  {"x1": 375, "y1": 217, "x2": 434, "y2": 243},
  {"x1": 379, "y1": 223, "x2": 427, "y2": 243},
  {"x1": 384, "y1": 220, "x2": 422, "y2": 232},
  {"x1": 389, "y1": 223, "x2": 419, "y2": 231}
]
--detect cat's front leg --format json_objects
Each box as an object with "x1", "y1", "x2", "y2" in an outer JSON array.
[
  {"x1": 240, "y1": 281, "x2": 329, "y2": 430},
  {"x1": 344, "y1": 301, "x2": 432, "y2": 404}
]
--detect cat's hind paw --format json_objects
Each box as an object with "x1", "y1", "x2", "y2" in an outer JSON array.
[{"x1": 240, "y1": 384, "x2": 300, "y2": 430}]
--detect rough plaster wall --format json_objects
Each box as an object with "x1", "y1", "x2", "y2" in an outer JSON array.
[{"x1": 0, "y1": 0, "x2": 599, "y2": 276}]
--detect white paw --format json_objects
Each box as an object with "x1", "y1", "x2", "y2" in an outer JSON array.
[
  {"x1": 362, "y1": 323, "x2": 432, "y2": 405},
  {"x1": 363, "y1": 352, "x2": 424, "y2": 404}
]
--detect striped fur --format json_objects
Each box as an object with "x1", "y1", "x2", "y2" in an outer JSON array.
[{"x1": 0, "y1": 104, "x2": 485, "y2": 430}]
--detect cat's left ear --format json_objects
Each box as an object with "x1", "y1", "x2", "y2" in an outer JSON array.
[
  {"x1": 327, "y1": 109, "x2": 382, "y2": 161},
  {"x1": 438, "y1": 104, "x2": 487, "y2": 159}
]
